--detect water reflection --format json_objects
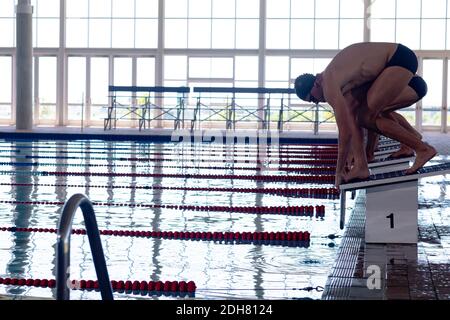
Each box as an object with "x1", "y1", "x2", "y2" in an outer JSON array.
[
  {"x1": 0, "y1": 139, "x2": 349, "y2": 300},
  {"x1": 6, "y1": 141, "x2": 34, "y2": 296}
]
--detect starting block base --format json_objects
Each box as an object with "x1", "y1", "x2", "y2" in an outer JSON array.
[{"x1": 365, "y1": 180, "x2": 418, "y2": 244}]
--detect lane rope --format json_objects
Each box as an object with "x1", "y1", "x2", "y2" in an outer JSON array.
[
  {"x1": 0, "y1": 200, "x2": 326, "y2": 217},
  {"x1": 0, "y1": 182, "x2": 340, "y2": 199},
  {"x1": 0, "y1": 227, "x2": 312, "y2": 246},
  {"x1": 0, "y1": 169, "x2": 335, "y2": 184},
  {"x1": 0, "y1": 277, "x2": 196, "y2": 296}
]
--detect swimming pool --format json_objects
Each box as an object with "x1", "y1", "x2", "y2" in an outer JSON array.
[{"x1": 0, "y1": 137, "x2": 421, "y2": 300}]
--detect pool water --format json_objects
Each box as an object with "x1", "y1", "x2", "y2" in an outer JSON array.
[{"x1": 0, "y1": 138, "x2": 444, "y2": 300}]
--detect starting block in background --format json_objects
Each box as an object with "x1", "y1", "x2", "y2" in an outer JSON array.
[
  {"x1": 339, "y1": 162, "x2": 450, "y2": 244},
  {"x1": 374, "y1": 146, "x2": 400, "y2": 158},
  {"x1": 378, "y1": 140, "x2": 401, "y2": 149},
  {"x1": 368, "y1": 156, "x2": 414, "y2": 175}
]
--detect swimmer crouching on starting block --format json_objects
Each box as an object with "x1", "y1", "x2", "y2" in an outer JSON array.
[{"x1": 294, "y1": 42, "x2": 437, "y2": 187}]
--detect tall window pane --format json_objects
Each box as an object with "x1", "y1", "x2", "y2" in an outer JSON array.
[
  {"x1": 38, "y1": 57, "x2": 57, "y2": 122},
  {"x1": 113, "y1": 57, "x2": 133, "y2": 120},
  {"x1": 68, "y1": 57, "x2": 86, "y2": 121},
  {"x1": 422, "y1": 60, "x2": 443, "y2": 127},
  {"x1": 0, "y1": 57, "x2": 12, "y2": 120},
  {"x1": 90, "y1": 57, "x2": 109, "y2": 123}
]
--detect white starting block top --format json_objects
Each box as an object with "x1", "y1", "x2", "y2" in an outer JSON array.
[{"x1": 340, "y1": 162, "x2": 450, "y2": 191}]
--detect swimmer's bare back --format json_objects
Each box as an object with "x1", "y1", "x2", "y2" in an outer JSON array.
[{"x1": 323, "y1": 42, "x2": 398, "y2": 95}]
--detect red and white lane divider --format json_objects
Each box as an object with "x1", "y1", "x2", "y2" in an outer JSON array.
[
  {"x1": 0, "y1": 200, "x2": 326, "y2": 217},
  {"x1": 0, "y1": 277, "x2": 196, "y2": 295},
  {"x1": 2, "y1": 169, "x2": 336, "y2": 184},
  {"x1": 0, "y1": 182, "x2": 340, "y2": 199},
  {"x1": 0, "y1": 227, "x2": 312, "y2": 246}
]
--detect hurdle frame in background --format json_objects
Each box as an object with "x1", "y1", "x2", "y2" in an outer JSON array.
[{"x1": 103, "y1": 86, "x2": 336, "y2": 133}]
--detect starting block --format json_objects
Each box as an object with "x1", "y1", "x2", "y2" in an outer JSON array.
[
  {"x1": 345, "y1": 156, "x2": 414, "y2": 204},
  {"x1": 339, "y1": 162, "x2": 450, "y2": 244}
]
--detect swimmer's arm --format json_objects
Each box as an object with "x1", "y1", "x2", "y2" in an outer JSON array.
[{"x1": 323, "y1": 77, "x2": 355, "y2": 186}]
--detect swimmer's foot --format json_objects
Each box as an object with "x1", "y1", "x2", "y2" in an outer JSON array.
[
  {"x1": 386, "y1": 145, "x2": 415, "y2": 160},
  {"x1": 343, "y1": 167, "x2": 370, "y2": 183},
  {"x1": 405, "y1": 144, "x2": 437, "y2": 174}
]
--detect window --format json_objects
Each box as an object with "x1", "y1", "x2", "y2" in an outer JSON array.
[
  {"x1": 37, "y1": 57, "x2": 57, "y2": 123},
  {"x1": 0, "y1": 56, "x2": 12, "y2": 121},
  {"x1": 369, "y1": 0, "x2": 449, "y2": 50},
  {"x1": 90, "y1": 57, "x2": 110, "y2": 124},
  {"x1": 266, "y1": 56, "x2": 289, "y2": 88},
  {"x1": 67, "y1": 57, "x2": 86, "y2": 122},
  {"x1": 33, "y1": 0, "x2": 60, "y2": 48},
  {"x1": 113, "y1": 57, "x2": 133, "y2": 122},
  {"x1": 165, "y1": 0, "x2": 259, "y2": 49},
  {"x1": 422, "y1": 59, "x2": 443, "y2": 127},
  {"x1": 66, "y1": 0, "x2": 158, "y2": 48},
  {"x1": 266, "y1": 0, "x2": 362, "y2": 50},
  {"x1": 0, "y1": 0, "x2": 15, "y2": 47},
  {"x1": 189, "y1": 57, "x2": 234, "y2": 79}
]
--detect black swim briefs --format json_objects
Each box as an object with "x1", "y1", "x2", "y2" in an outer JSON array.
[
  {"x1": 408, "y1": 76, "x2": 428, "y2": 100},
  {"x1": 386, "y1": 43, "x2": 418, "y2": 74}
]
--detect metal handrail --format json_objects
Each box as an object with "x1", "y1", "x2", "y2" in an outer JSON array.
[{"x1": 56, "y1": 194, "x2": 114, "y2": 300}]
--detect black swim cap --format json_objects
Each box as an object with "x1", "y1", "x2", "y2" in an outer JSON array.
[{"x1": 294, "y1": 73, "x2": 316, "y2": 101}]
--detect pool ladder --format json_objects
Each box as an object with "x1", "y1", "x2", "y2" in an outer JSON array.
[{"x1": 56, "y1": 194, "x2": 114, "y2": 300}]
